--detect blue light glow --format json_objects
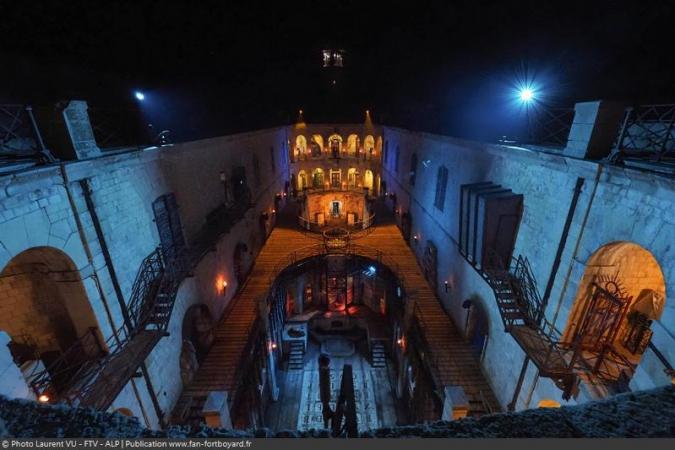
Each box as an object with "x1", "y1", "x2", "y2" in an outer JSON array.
[
  {"x1": 519, "y1": 88, "x2": 534, "y2": 102},
  {"x1": 365, "y1": 265, "x2": 377, "y2": 277},
  {"x1": 135, "y1": 91, "x2": 145, "y2": 101}
]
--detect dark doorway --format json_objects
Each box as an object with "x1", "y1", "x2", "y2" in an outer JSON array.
[{"x1": 231, "y1": 166, "x2": 251, "y2": 205}]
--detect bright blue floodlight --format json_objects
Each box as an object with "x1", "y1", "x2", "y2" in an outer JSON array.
[
  {"x1": 519, "y1": 88, "x2": 534, "y2": 102},
  {"x1": 134, "y1": 91, "x2": 145, "y2": 101}
]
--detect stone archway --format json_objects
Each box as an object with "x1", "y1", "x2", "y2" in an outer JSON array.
[
  {"x1": 0, "y1": 246, "x2": 100, "y2": 395},
  {"x1": 562, "y1": 241, "x2": 666, "y2": 391}
]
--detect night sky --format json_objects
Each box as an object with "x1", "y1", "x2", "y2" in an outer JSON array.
[{"x1": 1, "y1": 0, "x2": 673, "y2": 142}]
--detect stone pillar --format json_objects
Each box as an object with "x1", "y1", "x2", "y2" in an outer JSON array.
[
  {"x1": 202, "y1": 391, "x2": 233, "y2": 429},
  {"x1": 441, "y1": 386, "x2": 470, "y2": 420},
  {"x1": 38, "y1": 100, "x2": 102, "y2": 160},
  {"x1": 563, "y1": 100, "x2": 625, "y2": 160}
]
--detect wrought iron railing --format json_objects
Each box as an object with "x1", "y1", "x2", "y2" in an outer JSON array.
[
  {"x1": 297, "y1": 185, "x2": 374, "y2": 196},
  {"x1": 613, "y1": 103, "x2": 675, "y2": 157},
  {"x1": 527, "y1": 107, "x2": 575, "y2": 147},
  {"x1": 29, "y1": 246, "x2": 185, "y2": 409},
  {"x1": 291, "y1": 149, "x2": 378, "y2": 162},
  {"x1": 0, "y1": 104, "x2": 55, "y2": 164}
]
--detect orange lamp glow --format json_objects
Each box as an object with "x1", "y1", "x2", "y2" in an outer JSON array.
[
  {"x1": 38, "y1": 394, "x2": 50, "y2": 403},
  {"x1": 537, "y1": 399, "x2": 561, "y2": 408}
]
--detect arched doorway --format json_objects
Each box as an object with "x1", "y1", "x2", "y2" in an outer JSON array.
[
  {"x1": 297, "y1": 170, "x2": 308, "y2": 191},
  {"x1": 346, "y1": 134, "x2": 358, "y2": 157},
  {"x1": 310, "y1": 135, "x2": 324, "y2": 157},
  {"x1": 364, "y1": 135, "x2": 375, "y2": 159},
  {"x1": 363, "y1": 170, "x2": 374, "y2": 193},
  {"x1": 328, "y1": 134, "x2": 343, "y2": 158},
  {"x1": 233, "y1": 242, "x2": 250, "y2": 285},
  {"x1": 312, "y1": 168, "x2": 325, "y2": 188},
  {"x1": 465, "y1": 298, "x2": 489, "y2": 360},
  {"x1": 562, "y1": 241, "x2": 666, "y2": 392},
  {"x1": 295, "y1": 135, "x2": 307, "y2": 160},
  {"x1": 0, "y1": 247, "x2": 101, "y2": 394},
  {"x1": 347, "y1": 168, "x2": 359, "y2": 188}
]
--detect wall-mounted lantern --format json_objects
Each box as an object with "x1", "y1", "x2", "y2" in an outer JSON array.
[
  {"x1": 221, "y1": 280, "x2": 228, "y2": 296},
  {"x1": 413, "y1": 234, "x2": 419, "y2": 245},
  {"x1": 444, "y1": 280, "x2": 450, "y2": 293}
]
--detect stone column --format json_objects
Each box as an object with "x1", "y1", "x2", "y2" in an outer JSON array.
[
  {"x1": 39, "y1": 100, "x2": 102, "y2": 160},
  {"x1": 563, "y1": 100, "x2": 625, "y2": 160}
]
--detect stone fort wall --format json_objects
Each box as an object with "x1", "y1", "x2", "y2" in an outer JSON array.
[
  {"x1": 0, "y1": 126, "x2": 289, "y2": 428},
  {"x1": 380, "y1": 126, "x2": 674, "y2": 410}
]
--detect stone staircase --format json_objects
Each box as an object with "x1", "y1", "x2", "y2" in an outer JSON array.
[
  {"x1": 371, "y1": 341, "x2": 386, "y2": 368},
  {"x1": 288, "y1": 341, "x2": 305, "y2": 370}
]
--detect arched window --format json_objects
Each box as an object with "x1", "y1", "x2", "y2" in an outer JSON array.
[
  {"x1": 434, "y1": 166, "x2": 448, "y2": 211},
  {"x1": 328, "y1": 134, "x2": 342, "y2": 158},
  {"x1": 363, "y1": 170, "x2": 374, "y2": 191},
  {"x1": 346, "y1": 134, "x2": 358, "y2": 157},
  {"x1": 394, "y1": 146, "x2": 401, "y2": 173},
  {"x1": 295, "y1": 135, "x2": 307, "y2": 157},
  {"x1": 409, "y1": 153, "x2": 418, "y2": 186}
]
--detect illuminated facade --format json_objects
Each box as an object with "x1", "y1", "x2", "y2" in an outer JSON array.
[{"x1": 0, "y1": 100, "x2": 673, "y2": 434}]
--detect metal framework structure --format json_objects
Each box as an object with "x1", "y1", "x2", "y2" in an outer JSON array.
[{"x1": 0, "y1": 104, "x2": 55, "y2": 164}]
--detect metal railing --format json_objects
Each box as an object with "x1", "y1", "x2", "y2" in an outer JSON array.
[
  {"x1": 291, "y1": 149, "x2": 379, "y2": 163},
  {"x1": 527, "y1": 107, "x2": 575, "y2": 147},
  {"x1": 297, "y1": 212, "x2": 376, "y2": 233},
  {"x1": 1, "y1": 104, "x2": 55, "y2": 165},
  {"x1": 613, "y1": 103, "x2": 675, "y2": 158},
  {"x1": 297, "y1": 185, "x2": 374, "y2": 196},
  {"x1": 29, "y1": 246, "x2": 185, "y2": 408}
]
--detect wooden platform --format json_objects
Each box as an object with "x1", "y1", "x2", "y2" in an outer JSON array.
[{"x1": 173, "y1": 204, "x2": 500, "y2": 421}]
